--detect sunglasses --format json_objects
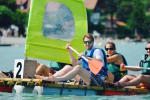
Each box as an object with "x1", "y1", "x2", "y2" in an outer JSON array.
[
  {"x1": 105, "y1": 48, "x2": 114, "y2": 51},
  {"x1": 145, "y1": 48, "x2": 150, "y2": 51},
  {"x1": 84, "y1": 41, "x2": 93, "y2": 44}
]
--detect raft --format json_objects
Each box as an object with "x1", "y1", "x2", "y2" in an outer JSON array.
[{"x1": 0, "y1": 78, "x2": 150, "y2": 96}]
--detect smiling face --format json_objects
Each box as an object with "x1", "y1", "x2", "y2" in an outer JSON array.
[
  {"x1": 83, "y1": 37, "x2": 94, "y2": 50},
  {"x1": 105, "y1": 43, "x2": 116, "y2": 56},
  {"x1": 145, "y1": 43, "x2": 150, "y2": 56}
]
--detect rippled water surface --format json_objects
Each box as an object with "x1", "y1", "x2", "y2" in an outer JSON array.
[{"x1": 0, "y1": 92, "x2": 150, "y2": 100}]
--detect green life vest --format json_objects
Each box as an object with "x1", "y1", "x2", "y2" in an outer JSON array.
[
  {"x1": 108, "y1": 63, "x2": 120, "y2": 73},
  {"x1": 107, "y1": 54, "x2": 127, "y2": 73},
  {"x1": 50, "y1": 61, "x2": 69, "y2": 71},
  {"x1": 140, "y1": 55, "x2": 150, "y2": 75},
  {"x1": 107, "y1": 53, "x2": 127, "y2": 82}
]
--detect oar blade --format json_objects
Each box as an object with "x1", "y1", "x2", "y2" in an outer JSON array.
[{"x1": 88, "y1": 60, "x2": 103, "y2": 75}]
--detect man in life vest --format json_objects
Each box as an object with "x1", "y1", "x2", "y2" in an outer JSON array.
[
  {"x1": 36, "y1": 33, "x2": 108, "y2": 86},
  {"x1": 114, "y1": 42, "x2": 150, "y2": 89}
]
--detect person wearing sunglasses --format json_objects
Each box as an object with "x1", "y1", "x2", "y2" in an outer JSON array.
[
  {"x1": 105, "y1": 41, "x2": 127, "y2": 82},
  {"x1": 114, "y1": 42, "x2": 150, "y2": 89},
  {"x1": 36, "y1": 33, "x2": 108, "y2": 86}
]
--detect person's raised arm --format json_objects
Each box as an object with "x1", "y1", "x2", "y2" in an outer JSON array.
[
  {"x1": 107, "y1": 54, "x2": 123, "y2": 65},
  {"x1": 66, "y1": 43, "x2": 78, "y2": 66}
]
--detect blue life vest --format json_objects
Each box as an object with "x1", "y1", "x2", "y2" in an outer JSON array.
[{"x1": 81, "y1": 48, "x2": 108, "y2": 76}]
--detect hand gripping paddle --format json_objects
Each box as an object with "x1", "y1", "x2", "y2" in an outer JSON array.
[{"x1": 69, "y1": 46, "x2": 103, "y2": 75}]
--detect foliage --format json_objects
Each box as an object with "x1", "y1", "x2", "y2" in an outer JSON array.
[
  {"x1": 104, "y1": 0, "x2": 122, "y2": 32},
  {"x1": 13, "y1": 10, "x2": 28, "y2": 27},
  {"x1": 116, "y1": 1, "x2": 133, "y2": 22},
  {"x1": 0, "y1": 6, "x2": 13, "y2": 28},
  {"x1": 117, "y1": 26, "x2": 133, "y2": 39},
  {"x1": 142, "y1": 15, "x2": 150, "y2": 37},
  {"x1": 0, "y1": 0, "x2": 28, "y2": 37},
  {"x1": 0, "y1": 0, "x2": 16, "y2": 11},
  {"x1": 127, "y1": 0, "x2": 146, "y2": 35},
  {"x1": 105, "y1": 0, "x2": 121, "y2": 14},
  {"x1": 0, "y1": 0, "x2": 150, "y2": 39}
]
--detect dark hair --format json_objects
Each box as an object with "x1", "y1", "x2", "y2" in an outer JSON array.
[
  {"x1": 147, "y1": 41, "x2": 150, "y2": 44},
  {"x1": 105, "y1": 41, "x2": 116, "y2": 50},
  {"x1": 83, "y1": 33, "x2": 94, "y2": 42}
]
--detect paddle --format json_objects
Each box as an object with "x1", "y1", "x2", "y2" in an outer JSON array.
[
  {"x1": 2, "y1": 78, "x2": 42, "y2": 82},
  {"x1": 125, "y1": 66, "x2": 150, "y2": 70},
  {"x1": 69, "y1": 46, "x2": 103, "y2": 75}
]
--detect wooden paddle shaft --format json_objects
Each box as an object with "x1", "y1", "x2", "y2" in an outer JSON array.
[
  {"x1": 2, "y1": 78, "x2": 41, "y2": 82},
  {"x1": 69, "y1": 46, "x2": 88, "y2": 62},
  {"x1": 125, "y1": 66, "x2": 150, "y2": 70}
]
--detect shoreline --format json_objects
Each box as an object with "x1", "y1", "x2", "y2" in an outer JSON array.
[
  {"x1": 0, "y1": 37, "x2": 25, "y2": 46},
  {"x1": 0, "y1": 37, "x2": 148, "y2": 46}
]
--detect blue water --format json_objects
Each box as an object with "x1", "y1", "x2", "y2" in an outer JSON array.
[
  {"x1": 0, "y1": 40, "x2": 149, "y2": 99},
  {"x1": 0, "y1": 92, "x2": 150, "y2": 100},
  {"x1": 0, "y1": 45, "x2": 50, "y2": 72}
]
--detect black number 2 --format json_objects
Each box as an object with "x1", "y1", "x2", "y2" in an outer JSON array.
[{"x1": 16, "y1": 62, "x2": 22, "y2": 78}]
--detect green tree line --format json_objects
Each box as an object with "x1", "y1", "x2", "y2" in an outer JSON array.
[
  {"x1": 0, "y1": 0, "x2": 28, "y2": 37},
  {"x1": 1, "y1": 0, "x2": 150, "y2": 39},
  {"x1": 89, "y1": 0, "x2": 150, "y2": 39}
]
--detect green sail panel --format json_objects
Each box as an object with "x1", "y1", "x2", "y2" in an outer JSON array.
[{"x1": 25, "y1": 0, "x2": 87, "y2": 63}]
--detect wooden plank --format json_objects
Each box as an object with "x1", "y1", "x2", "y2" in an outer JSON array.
[{"x1": 0, "y1": 78, "x2": 150, "y2": 95}]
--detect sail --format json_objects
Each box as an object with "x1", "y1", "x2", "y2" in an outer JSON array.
[{"x1": 25, "y1": 0, "x2": 87, "y2": 63}]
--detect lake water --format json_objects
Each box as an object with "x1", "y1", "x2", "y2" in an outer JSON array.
[
  {"x1": 0, "y1": 92, "x2": 150, "y2": 100},
  {"x1": 0, "y1": 40, "x2": 149, "y2": 99}
]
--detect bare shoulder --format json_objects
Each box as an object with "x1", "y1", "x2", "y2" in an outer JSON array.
[
  {"x1": 107, "y1": 53, "x2": 123, "y2": 64},
  {"x1": 110, "y1": 53, "x2": 122, "y2": 59},
  {"x1": 115, "y1": 53, "x2": 122, "y2": 58}
]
